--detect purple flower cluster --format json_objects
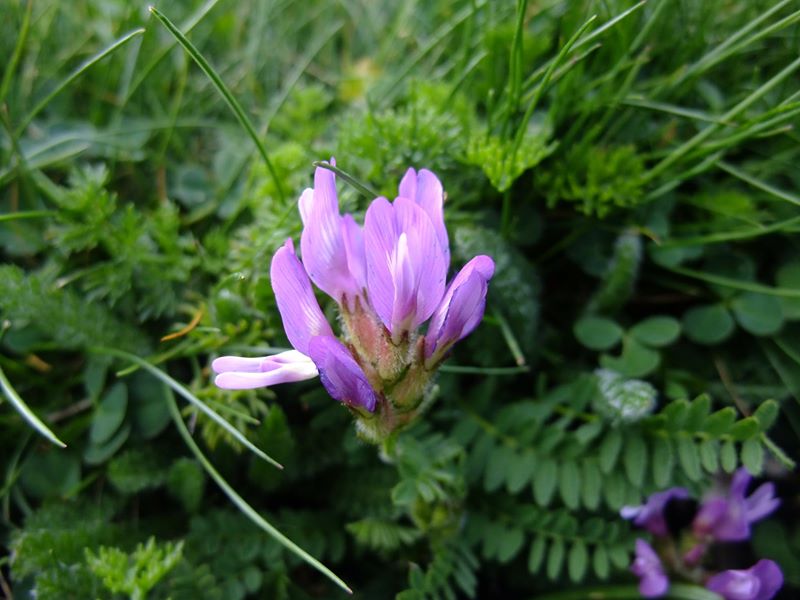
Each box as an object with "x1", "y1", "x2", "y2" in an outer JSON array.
[
  {"x1": 622, "y1": 469, "x2": 782, "y2": 599},
  {"x1": 212, "y1": 163, "x2": 494, "y2": 441}
]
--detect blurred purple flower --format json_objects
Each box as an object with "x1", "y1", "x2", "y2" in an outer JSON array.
[
  {"x1": 693, "y1": 469, "x2": 780, "y2": 542},
  {"x1": 706, "y1": 559, "x2": 783, "y2": 600},
  {"x1": 621, "y1": 487, "x2": 690, "y2": 537},
  {"x1": 213, "y1": 163, "x2": 494, "y2": 433},
  {"x1": 631, "y1": 539, "x2": 669, "y2": 598}
]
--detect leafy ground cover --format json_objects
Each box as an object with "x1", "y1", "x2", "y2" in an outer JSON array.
[{"x1": 1, "y1": 0, "x2": 800, "y2": 598}]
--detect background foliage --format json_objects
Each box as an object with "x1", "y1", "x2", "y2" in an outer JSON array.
[{"x1": 1, "y1": 0, "x2": 800, "y2": 598}]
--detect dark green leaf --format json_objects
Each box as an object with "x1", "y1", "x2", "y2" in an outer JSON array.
[
  {"x1": 568, "y1": 540, "x2": 588, "y2": 583},
  {"x1": 730, "y1": 417, "x2": 760, "y2": 441},
  {"x1": 731, "y1": 292, "x2": 784, "y2": 336},
  {"x1": 600, "y1": 337, "x2": 660, "y2": 378},
  {"x1": 84, "y1": 423, "x2": 131, "y2": 465},
  {"x1": 720, "y1": 440, "x2": 738, "y2": 473},
  {"x1": 685, "y1": 394, "x2": 712, "y2": 431},
  {"x1": 676, "y1": 436, "x2": 702, "y2": 481},
  {"x1": 547, "y1": 537, "x2": 565, "y2": 580},
  {"x1": 603, "y1": 471, "x2": 627, "y2": 510},
  {"x1": 497, "y1": 527, "x2": 525, "y2": 563},
  {"x1": 704, "y1": 407, "x2": 737, "y2": 436},
  {"x1": 683, "y1": 304, "x2": 735, "y2": 345},
  {"x1": 599, "y1": 429, "x2": 623, "y2": 473},
  {"x1": 581, "y1": 460, "x2": 602, "y2": 510},
  {"x1": 699, "y1": 440, "x2": 719, "y2": 473},
  {"x1": 528, "y1": 536, "x2": 547, "y2": 574},
  {"x1": 89, "y1": 381, "x2": 127, "y2": 445},
  {"x1": 574, "y1": 316, "x2": 623, "y2": 350},
  {"x1": 533, "y1": 457, "x2": 558, "y2": 506},
  {"x1": 593, "y1": 545, "x2": 610, "y2": 580},
  {"x1": 629, "y1": 316, "x2": 681, "y2": 347},
  {"x1": 506, "y1": 449, "x2": 533, "y2": 494},
  {"x1": 753, "y1": 399, "x2": 779, "y2": 431},
  {"x1": 651, "y1": 436, "x2": 674, "y2": 488},
  {"x1": 485, "y1": 444, "x2": 514, "y2": 492},
  {"x1": 741, "y1": 438, "x2": 764, "y2": 475},
  {"x1": 623, "y1": 434, "x2": 647, "y2": 488},
  {"x1": 559, "y1": 461, "x2": 581, "y2": 509}
]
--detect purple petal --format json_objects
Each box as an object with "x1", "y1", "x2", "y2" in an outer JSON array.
[
  {"x1": 342, "y1": 214, "x2": 367, "y2": 296},
  {"x1": 300, "y1": 165, "x2": 360, "y2": 303},
  {"x1": 393, "y1": 197, "x2": 447, "y2": 328},
  {"x1": 271, "y1": 239, "x2": 334, "y2": 355},
  {"x1": 307, "y1": 335, "x2": 378, "y2": 412},
  {"x1": 620, "y1": 487, "x2": 690, "y2": 537},
  {"x1": 744, "y1": 483, "x2": 780, "y2": 523},
  {"x1": 365, "y1": 196, "x2": 447, "y2": 336},
  {"x1": 364, "y1": 197, "x2": 399, "y2": 328},
  {"x1": 398, "y1": 168, "x2": 449, "y2": 265},
  {"x1": 731, "y1": 468, "x2": 752, "y2": 499},
  {"x1": 298, "y1": 188, "x2": 314, "y2": 225},
  {"x1": 694, "y1": 497, "x2": 749, "y2": 541},
  {"x1": 631, "y1": 540, "x2": 668, "y2": 598},
  {"x1": 706, "y1": 560, "x2": 783, "y2": 600},
  {"x1": 425, "y1": 255, "x2": 495, "y2": 360},
  {"x1": 213, "y1": 350, "x2": 319, "y2": 390}
]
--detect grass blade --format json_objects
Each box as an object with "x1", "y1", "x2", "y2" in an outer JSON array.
[
  {"x1": 665, "y1": 266, "x2": 800, "y2": 298},
  {"x1": 165, "y1": 388, "x2": 353, "y2": 595},
  {"x1": 643, "y1": 55, "x2": 800, "y2": 184},
  {"x1": 717, "y1": 161, "x2": 800, "y2": 207},
  {"x1": 15, "y1": 28, "x2": 145, "y2": 135},
  {"x1": 313, "y1": 161, "x2": 379, "y2": 199},
  {"x1": 0, "y1": 364, "x2": 66, "y2": 448},
  {"x1": 0, "y1": 0, "x2": 33, "y2": 105},
  {"x1": 148, "y1": 5, "x2": 286, "y2": 203},
  {"x1": 91, "y1": 346, "x2": 283, "y2": 470},
  {"x1": 0, "y1": 210, "x2": 55, "y2": 222}
]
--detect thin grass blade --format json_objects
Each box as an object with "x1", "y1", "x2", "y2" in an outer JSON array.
[
  {"x1": 91, "y1": 346, "x2": 283, "y2": 470},
  {"x1": 0, "y1": 365, "x2": 66, "y2": 448},
  {"x1": 148, "y1": 6, "x2": 286, "y2": 203},
  {"x1": 313, "y1": 161, "x2": 379, "y2": 199},
  {"x1": 165, "y1": 388, "x2": 353, "y2": 595},
  {"x1": 15, "y1": 28, "x2": 145, "y2": 135}
]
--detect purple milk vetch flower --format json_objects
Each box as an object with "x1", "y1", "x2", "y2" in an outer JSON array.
[
  {"x1": 309, "y1": 336, "x2": 377, "y2": 412},
  {"x1": 706, "y1": 560, "x2": 783, "y2": 600},
  {"x1": 693, "y1": 468, "x2": 780, "y2": 542},
  {"x1": 213, "y1": 162, "x2": 494, "y2": 441},
  {"x1": 631, "y1": 539, "x2": 669, "y2": 598},
  {"x1": 621, "y1": 487, "x2": 690, "y2": 537}
]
